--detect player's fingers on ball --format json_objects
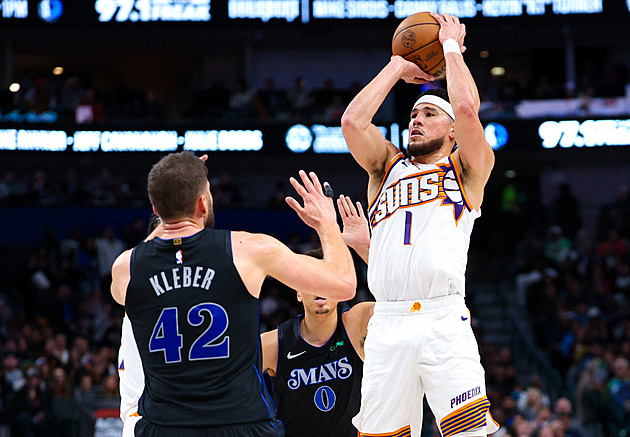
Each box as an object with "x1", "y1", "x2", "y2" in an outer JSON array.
[{"x1": 429, "y1": 11, "x2": 443, "y2": 22}]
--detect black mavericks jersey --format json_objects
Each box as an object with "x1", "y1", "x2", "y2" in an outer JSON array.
[
  {"x1": 125, "y1": 229, "x2": 276, "y2": 428},
  {"x1": 273, "y1": 304, "x2": 363, "y2": 437}
]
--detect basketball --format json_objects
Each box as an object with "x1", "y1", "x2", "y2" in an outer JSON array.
[{"x1": 392, "y1": 12, "x2": 445, "y2": 78}]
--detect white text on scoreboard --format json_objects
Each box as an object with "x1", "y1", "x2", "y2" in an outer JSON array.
[
  {"x1": 95, "y1": 0, "x2": 211, "y2": 22},
  {"x1": 539, "y1": 119, "x2": 630, "y2": 149}
]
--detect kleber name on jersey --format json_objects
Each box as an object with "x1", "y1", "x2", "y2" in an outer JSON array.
[
  {"x1": 149, "y1": 266, "x2": 216, "y2": 296},
  {"x1": 369, "y1": 158, "x2": 470, "y2": 228}
]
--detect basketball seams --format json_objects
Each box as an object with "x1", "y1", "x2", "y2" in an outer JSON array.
[
  {"x1": 392, "y1": 22, "x2": 440, "y2": 42},
  {"x1": 403, "y1": 55, "x2": 445, "y2": 75},
  {"x1": 397, "y1": 38, "x2": 440, "y2": 56}
]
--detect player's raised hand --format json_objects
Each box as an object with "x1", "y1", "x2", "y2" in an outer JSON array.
[
  {"x1": 430, "y1": 12, "x2": 466, "y2": 53},
  {"x1": 286, "y1": 171, "x2": 337, "y2": 231},
  {"x1": 337, "y1": 194, "x2": 370, "y2": 263},
  {"x1": 338, "y1": 195, "x2": 370, "y2": 250},
  {"x1": 391, "y1": 55, "x2": 435, "y2": 84}
]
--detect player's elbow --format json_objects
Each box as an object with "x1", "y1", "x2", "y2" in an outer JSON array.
[
  {"x1": 453, "y1": 97, "x2": 479, "y2": 119},
  {"x1": 335, "y1": 275, "x2": 357, "y2": 301},
  {"x1": 341, "y1": 109, "x2": 366, "y2": 133}
]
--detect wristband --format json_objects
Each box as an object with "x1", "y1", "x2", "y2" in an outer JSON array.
[{"x1": 442, "y1": 39, "x2": 462, "y2": 55}]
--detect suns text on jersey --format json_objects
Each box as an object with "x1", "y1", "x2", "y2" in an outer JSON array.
[
  {"x1": 149, "y1": 266, "x2": 216, "y2": 296},
  {"x1": 370, "y1": 163, "x2": 466, "y2": 228},
  {"x1": 287, "y1": 357, "x2": 352, "y2": 390}
]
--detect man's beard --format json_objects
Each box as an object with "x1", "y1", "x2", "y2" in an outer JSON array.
[
  {"x1": 407, "y1": 136, "x2": 444, "y2": 157},
  {"x1": 204, "y1": 210, "x2": 215, "y2": 229}
]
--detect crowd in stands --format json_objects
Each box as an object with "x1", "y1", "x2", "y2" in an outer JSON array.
[
  {"x1": 0, "y1": 167, "x2": 251, "y2": 210},
  {"x1": 4, "y1": 57, "x2": 629, "y2": 125}
]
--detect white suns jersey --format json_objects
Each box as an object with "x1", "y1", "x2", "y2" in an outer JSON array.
[
  {"x1": 118, "y1": 314, "x2": 144, "y2": 423},
  {"x1": 367, "y1": 153, "x2": 480, "y2": 301}
]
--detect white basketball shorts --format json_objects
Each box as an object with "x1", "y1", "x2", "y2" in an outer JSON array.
[{"x1": 352, "y1": 294, "x2": 500, "y2": 437}]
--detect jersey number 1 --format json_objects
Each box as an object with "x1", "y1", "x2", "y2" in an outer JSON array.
[
  {"x1": 149, "y1": 303, "x2": 230, "y2": 364},
  {"x1": 404, "y1": 211, "x2": 412, "y2": 245}
]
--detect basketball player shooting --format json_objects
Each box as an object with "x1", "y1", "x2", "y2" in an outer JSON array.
[{"x1": 341, "y1": 12, "x2": 499, "y2": 437}]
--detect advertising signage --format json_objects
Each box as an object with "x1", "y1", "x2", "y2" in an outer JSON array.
[
  {"x1": 0, "y1": 0, "x2": 623, "y2": 27},
  {"x1": 0, "y1": 118, "x2": 628, "y2": 153}
]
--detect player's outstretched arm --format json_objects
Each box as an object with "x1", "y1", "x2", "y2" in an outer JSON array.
[
  {"x1": 431, "y1": 12, "x2": 494, "y2": 210},
  {"x1": 341, "y1": 56, "x2": 433, "y2": 180},
  {"x1": 260, "y1": 330, "x2": 278, "y2": 377},
  {"x1": 232, "y1": 171, "x2": 356, "y2": 301},
  {"x1": 342, "y1": 302, "x2": 375, "y2": 361},
  {"x1": 338, "y1": 194, "x2": 370, "y2": 264}
]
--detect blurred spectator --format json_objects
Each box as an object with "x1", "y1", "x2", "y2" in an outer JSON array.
[
  {"x1": 608, "y1": 357, "x2": 630, "y2": 428},
  {"x1": 3, "y1": 353, "x2": 25, "y2": 392},
  {"x1": 553, "y1": 397, "x2": 584, "y2": 437},
  {"x1": 544, "y1": 225, "x2": 573, "y2": 266},
  {"x1": 574, "y1": 356, "x2": 608, "y2": 432},
  {"x1": 599, "y1": 62, "x2": 629, "y2": 97},
  {"x1": 210, "y1": 171, "x2": 243, "y2": 208},
  {"x1": 50, "y1": 367, "x2": 77, "y2": 437},
  {"x1": 30, "y1": 170, "x2": 52, "y2": 204},
  {"x1": 0, "y1": 171, "x2": 19, "y2": 202},
  {"x1": 59, "y1": 76, "x2": 86, "y2": 120},
  {"x1": 14, "y1": 367, "x2": 52, "y2": 437},
  {"x1": 89, "y1": 169, "x2": 119, "y2": 206},
  {"x1": 75, "y1": 88, "x2": 107, "y2": 124},
  {"x1": 254, "y1": 77, "x2": 289, "y2": 120},
  {"x1": 552, "y1": 182, "x2": 583, "y2": 240},
  {"x1": 94, "y1": 226, "x2": 124, "y2": 290},
  {"x1": 267, "y1": 181, "x2": 291, "y2": 210},
  {"x1": 59, "y1": 170, "x2": 86, "y2": 205},
  {"x1": 321, "y1": 93, "x2": 346, "y2": 122},
  {"x1": 140, "y1": 89, "x2": 167, "y2": 122},
  {"x1": 74, "y1": 374, "x2": 97, "y2": 437},
  {"x1": 516, "y1": 386, "x2": 550, "y2": 422},
  {"x1": 286, "y1": 76, "x2": 314, "y2": 119},
  {"x1": 227, "y1": 80, "x2": 256, "y2": 118}
]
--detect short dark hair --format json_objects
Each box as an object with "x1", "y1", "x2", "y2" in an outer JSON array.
[
  {"x1": 147, "y1": 152, "x2": 209, "y2": 221},
  {"x1": 147, "y1": 213, "x2": 162, "y2": 235},
  {"x1": 414, "y1": 88, "x2": 450, "y2": 104}
]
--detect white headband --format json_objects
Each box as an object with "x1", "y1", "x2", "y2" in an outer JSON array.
[{"x1": 412, "y1": 95, "x2": 455, "y2": 121}]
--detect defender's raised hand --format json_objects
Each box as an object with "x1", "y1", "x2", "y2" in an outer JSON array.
[
  {"x1": 337, "y1": 194, "x2": 370, "y2": 264},
  {"x1": 285, "y1": 170, "x2": 337, "y2": 231}
]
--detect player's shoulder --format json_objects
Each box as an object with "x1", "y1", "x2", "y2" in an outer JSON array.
[
  {"x1": 112, "y1": 249, "x2": 133, "y2": 272},
  {"x1": 343, "y1": 302, "x2": 375, "y2": 322},
  {"x1": 232, "y1": 231, "x2": 287, "y2": 259},
  {"x1": 261, "y1": 329, "x2": 279, "y2": 347}
]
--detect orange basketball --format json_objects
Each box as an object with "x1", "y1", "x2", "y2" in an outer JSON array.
[{"x1": 392, "y1": 12, "x2": 445, "y2": 78}]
